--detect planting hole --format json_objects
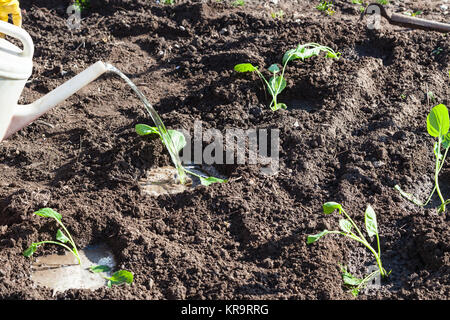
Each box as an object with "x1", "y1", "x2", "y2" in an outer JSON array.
[
  {"x1": 139, "y1": 165, "x2": 228, "y2": 196},
  {"x1": 31, "y1": 243, "x2": 116, "y2": 292},
  {"x1": 139, "y1": 166, "x2": 192, "y2": 196}
]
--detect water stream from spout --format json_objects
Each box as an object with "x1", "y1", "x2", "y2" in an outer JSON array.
[{"x1": 105, "y1": 64, "x2": 187, "y2": 184}]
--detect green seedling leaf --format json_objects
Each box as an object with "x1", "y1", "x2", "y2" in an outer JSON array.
[
  {"x1": 136, "y1": 125, "x2": 185, "y2": 161},
  {"x1": 74, "y1": 0, "x2": 90, "y2": 10},
  {"x1": 307, "y1": 230, "x2": 329, "y2": 244},
  {"x1": 300, "y1": 47, "x2": 323, "y2": 60},
  {"x1": 268, "y1": 76, "x2": 286, "y2": 96},
  {"x1": 442, "y1": 132, "x2": 450, "y2": 149},
  {"x1": 351, "y1": 288, "x2": 361, "y2": 297},
  {"x1": 282, "y1": 49, "x2": 296, "y2": 64},
  {"x1": 168, "y1": 130, "x2": 187, "y2": 155},
  {"x1": 326, "y1": 51, "x2": 341, "y2": 59},
  {"x1": 90, "y1": 265, "x2": 111, "y2": 273},
  {"x1": 282, "y1": 44, "x2": 340, "y2": 64},
  {"x1": 394, "y1": 184, "x2": 426, "y2": 207},
  {"x1": 427, "y1": 104, "x2": 449, "y2": 138},
  {"x1": 364, "y1": 205, "x2": 378, "y2": 237},
  {"x1": 282, "y1": 45, "x2": 319, "y2": 63},
  {"x1": 34, "y1": 208, "x2": 62, "y2": 221},
  {"x1": 340, "y1": 265, "x2": 363, "y2": 296},
  {"x1": 282, "y1": 48, "x2": 310, "y2": 64},
  {"x1": 135, "y1": 124, "x2": 159, "y2": 136},
  {"x1": 199, "y1": 176, "x2": 228, "y2": 186},
  {"x1": 268, "y1": 64, "x2": 280, "y2": 73},
  {"x1": 339, "y1": 219, "x2": 353, "y2": 233},
  {"x1": 272, "y1": 102, "x2": 287, "y2": 111},
  {"x1": 23, "y1": 243, "x2": 38, "y2": 257},
  {"x1": 136, "y1": 125, "x2": 186, "y2": 155},
  {"x1": 234, "y1": 63, "x2": 257, "y2": 73},
  {"x1": 56, "y1": 229, "x2": 69, "y2": 243},
  {"x1": 341, "y1": 268, "x2": 363, "y2": 286},
  {"x1": 323, "y1": 202, "x2": 342, "y2": 214},
  {"x1": 107, "y1": 270, "x2": 134, "y2": 287}
]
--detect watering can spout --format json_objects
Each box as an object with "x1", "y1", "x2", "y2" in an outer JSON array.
[{"x1": 3, "y1": 61, "x2": 108, "y2": 141}]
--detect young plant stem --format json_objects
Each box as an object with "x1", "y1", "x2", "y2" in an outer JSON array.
[
  {"x1": 267, "y1": 51, "x2": 294, "y2": 111},
  {"x1": 184, "y1": 168, "x2": 203, "y2": 180},
  {"x1": 55, "y1": 219, "x2": 80, "y2": 262},
  {"x1": 395, "y1": 146, "x2": 449, "y2": 207},
  {"x1": 341, "y1": 208, "x2": 367, "y2": 243},
  {"x1": 435, "y1": 139, "x2": 446, "y2": 211},
  {"x1": 376, "y1": 233, "x2": 381, "y2": 260},
  {"x1": 272, "y1": 51, "x2": 295, "y2": 110},
  {"x1": 441, "y1": 146, "x2": 449, "y2": 170},
  {"x1": 441, "y1": 198, "x2": 450, "y2": 207},
  {"x1": 254, "y1": 69, "x2": 279, "y2": 111},
  {"x1": 356, "y1": 269, "x2": 380, "y2": 292},
  {"x1": 184, "y1": 168, "x2": 225, "y2": 184},
  {"x1": 279, "y1": 52, "x2": 292, "y2": 88},
  {"x1": 328, "y1": 226, "x2": 386, "y2": 277},
  {"x1": 32, "y1": 241, "x2": 81, "y2": 265}
]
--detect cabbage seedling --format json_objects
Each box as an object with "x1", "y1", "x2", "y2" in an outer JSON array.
[
  {"x1": 271, "y1": 10, "x2": 284, "y2": 20},
  {"x1": 234, "y1": 43, "x2": 340, "y2": 111},
  {"x1": 74, "y1": 0, "x2": 90, "y2": 10},
  {"x1": 135, "y1": 124, "x2": 227, "y2": 186},
  {"x1": 395, "y1": 104, "x2": 450, "y2": 213},
  {"x1": 316, "y1": 1, "x2": 335, "y2": 15},
  {"x1": 232, "y1": 0, "x2": 245, "y2": 7},
  {"x1": 404, "y1": 10, "x2": 422, "y2": 17},
  {"x1": 23, "y1": 208, "x2": 81, "y2": 265},
  {"x1": 307, "y1": 202, "x2": 390, "y2": 296}
]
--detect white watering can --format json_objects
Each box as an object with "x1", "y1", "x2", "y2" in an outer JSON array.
[{"x1": 0, "y1": 20, "x2": 108, "y2": 142}]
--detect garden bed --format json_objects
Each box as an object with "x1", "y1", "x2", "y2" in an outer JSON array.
[{"x1": 0, "y1": 0, "x2": 448, "y2": 299}]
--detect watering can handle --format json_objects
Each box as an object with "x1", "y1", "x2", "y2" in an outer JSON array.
[{"x1": 0, "y1": 20, "x2": 34, "y2": 59}]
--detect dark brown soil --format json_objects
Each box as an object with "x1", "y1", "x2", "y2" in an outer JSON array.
[{"x1": 0, "y1": 0, "x2": 448, "y2": 300}]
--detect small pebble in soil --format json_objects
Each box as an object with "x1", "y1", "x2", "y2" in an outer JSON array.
[
  {"x1": 146, "y1": 278, "x2": 154, "y2": 290},
  {"x1": 373, "y1": 161, "x2": 385, "y2": 168}
]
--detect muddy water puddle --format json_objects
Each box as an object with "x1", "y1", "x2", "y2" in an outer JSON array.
[{"x1": 31, "y1": 243, "x2": 116, "y2": 292}]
